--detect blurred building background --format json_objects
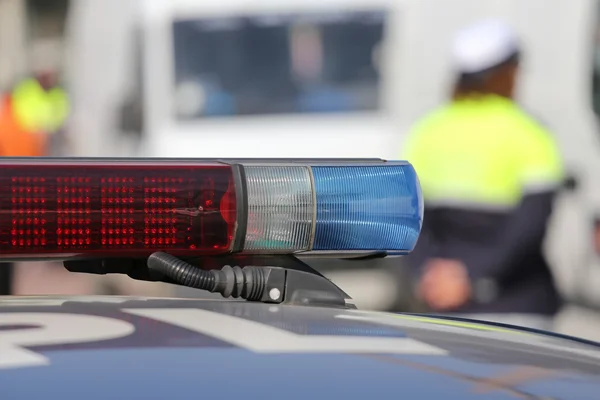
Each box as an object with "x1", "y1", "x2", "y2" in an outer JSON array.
[{"x1": 2, "y1": 0, "x2": 600, "y2": 341}]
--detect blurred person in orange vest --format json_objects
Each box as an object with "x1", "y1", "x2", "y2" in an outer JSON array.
[
  {"x1": 0, "y1": 88, "x2": 46, "y2": 295},
  {"x1": 0, "y1": 71, "x2": 70, "y2": 295},
  {"x1": 0, "y1": 90, "x2": 48, "y2": 156},
  {"x1": 0, "y1": 71, "x2": 69, "y2": 156},
  {"x1": 2, "y1": 68, "x2": 68, "y2": 145},
  {"x1": 10, "y1": 70, "x2": 70, "y2": 152}
]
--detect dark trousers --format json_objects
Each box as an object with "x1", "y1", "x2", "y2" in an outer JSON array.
[{"x1": 0, "y1": 262, "x2": 13, "y2": 295}]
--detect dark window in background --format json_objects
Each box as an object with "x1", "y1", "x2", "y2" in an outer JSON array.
[
  {"x1": 26, "y1": 0, "x2": 69, "y2": 39},
  {"x1": 172, "y1": 11, "x2": 386, "y2": 119}
]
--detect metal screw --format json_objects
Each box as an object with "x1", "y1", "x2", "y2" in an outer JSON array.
[{"x1": 269, "y1": 288, "x2": 281, "y2": 301}]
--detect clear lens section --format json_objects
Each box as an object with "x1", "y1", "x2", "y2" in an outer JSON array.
[
  {"x1": 243, "y1": 166, "x2": 314, "y2": 251},
  {"x1": 311, "y1": 164, "x2": 423, "y2": 253}
]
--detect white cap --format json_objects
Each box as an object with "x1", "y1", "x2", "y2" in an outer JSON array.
[{"x1": 451, "y1": 19, "x2": 520, "y2": 74}]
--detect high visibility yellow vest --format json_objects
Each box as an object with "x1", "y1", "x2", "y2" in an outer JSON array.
[
  {"x1": 11, "y1": 78, "x2": 69, "y2": 134},
  {"x1": 402, "y1": 95, "x2": 564, "y2": 208}
]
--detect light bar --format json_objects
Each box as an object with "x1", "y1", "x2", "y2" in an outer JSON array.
[{"x1": 0, "y1": 158, "x2": 422, "y2": 260}]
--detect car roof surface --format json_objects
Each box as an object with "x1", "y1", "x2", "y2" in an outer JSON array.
[{"x1": 1, "y1": 295, "x2": 599, "y2": 399}]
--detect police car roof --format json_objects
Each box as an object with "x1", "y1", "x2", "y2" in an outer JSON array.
[{"x1": 1, "y1": 296, "x2": 600, "y2": 399}]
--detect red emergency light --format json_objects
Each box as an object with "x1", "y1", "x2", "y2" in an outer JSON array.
[{"x1": 0, "y1": 160, "x2": 236, "y2": 258}]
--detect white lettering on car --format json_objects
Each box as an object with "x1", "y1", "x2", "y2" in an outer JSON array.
[
  {"x1": 0, "y1": 313, "x2": 135, "y2": 369},
  {"x1": 124, "y1": 308, "x2": 448, "y2": 355},
  {"x1": 0, "y1": 308, "x2": 448, "y2": 369}
]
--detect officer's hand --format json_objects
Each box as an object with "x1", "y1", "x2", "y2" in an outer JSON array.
[{"x1": 419, "y1": 258, "x2": 471, "y2": 311}]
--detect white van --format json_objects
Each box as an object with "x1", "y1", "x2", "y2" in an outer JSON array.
[{"x1": 64, "y1": 0, "x2": 600, "y2": 309}]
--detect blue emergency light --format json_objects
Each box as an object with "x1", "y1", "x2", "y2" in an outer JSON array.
[{"x1": 0, "y1": 158, "x2": 423, "y2": 259}]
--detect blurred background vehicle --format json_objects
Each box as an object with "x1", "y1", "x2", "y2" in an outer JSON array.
[{"x1": 4, "y1": 0, "x2": 600, "y2": 339}]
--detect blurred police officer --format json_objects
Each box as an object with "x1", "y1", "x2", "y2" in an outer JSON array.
[
  {"x1": 402, "y1": 19, "x2": 564, "y2": 331},
  {"x1": 0, "y1": 70, "x2": 69, "y2": 295}
]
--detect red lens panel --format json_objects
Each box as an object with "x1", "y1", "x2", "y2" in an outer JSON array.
[{"x1": 1, "y1": 163, "x2": 236, "y2": 258}]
